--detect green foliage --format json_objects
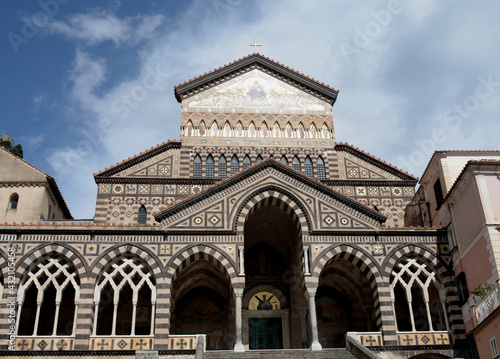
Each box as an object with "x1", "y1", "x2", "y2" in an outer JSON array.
[
  {"x1": 471, "y1": 282, "x2": 495, "y2": 299},
  {"x1": 0, "y1": 140, "x2": 23, "y2": 159}
]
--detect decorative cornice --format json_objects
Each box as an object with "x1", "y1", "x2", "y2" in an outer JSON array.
[
  {"x1": 95, "y1": 177, "x2": 219, "y2": 185},
  {"x1": 323, "y1": 180, "x2": 417, "y2": 187},
  {"x1": 154, "y1": 159, "x2": 387, "y2": 223},
  {"x1": 174, "y1": 53, "x2": 339, "y2": 106},
  {"x1": 94, "y1": 140, "x2": 182, "y2": 178}
]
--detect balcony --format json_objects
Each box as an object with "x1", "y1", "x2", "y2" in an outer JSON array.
[{"x1": 475, "y1": 287, "x2": 500, "y2": 324}]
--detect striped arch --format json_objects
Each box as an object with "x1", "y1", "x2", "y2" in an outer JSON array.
[
  {"x1": 234, "y1": 186, "x2": 311, "y2": 235},
  {"x1": 309, "y1": 244, "x2": 386, "y2": 332},
  {"x1": 15, "y1": 243, "x2": 87, "y2": 282},
  {"x1": 89, "y1": 244, "x2": 162, "y2": 284},
  {"x1": 166, "y1": 244, "x2": 238, "y2": 288},
  {"x1": 0, "y1": 250, "x2": 9, "y2": 282},
  {"x1": 309, "y1": 244, "x2": 382, "y2": 291},
  {"x1": 384, "y1": 244, "x2": 464, "y2": 338}
]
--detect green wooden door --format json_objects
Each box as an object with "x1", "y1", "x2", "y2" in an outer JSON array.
[{"x1": 249, "y1": 318, "x2": 283, "y2": 349}]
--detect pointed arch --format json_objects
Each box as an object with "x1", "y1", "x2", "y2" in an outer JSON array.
[
  {"x1": 255, "y1": 154, "x2": 263, "y2": 164},
  {"x1": 218, "y1": 154, "x2": 227, "y2": 178},
  {"x1": 292, "y1": 156, "x2": 301, "y2": 171},
  {"x1": 193, "y1": 154, "x2": 202, "y2": 178},
  {"x1": 223, "y1": 121, "x2": 231, "y2": 137},
  {"x1": 211, "y1": 121, "x2": 218, "y2": 137},
  {"x1": 309, "y1": 124, "x2": 317, "y2": 138},
  {"x1": 206, "y1": 154, "x2": 215, "y2": 178},
  {"x1": 248, "y1": 122, "x2": 256, "y2": 137},
  {"x1": 236, "y1": 121, "x2": 244, "y2": 137},
  {"x1": 138, "y1": 205, "x2": 147, "y2": 224},
  {"x1": 231, "y1": 155, "x2": 239, "y2": 176},
  {"x1": 317, "y1": 156, "x2": 326, "y2": 180},
  {"x1": 243, "y1": 155, "x2": 251, "y2": 170},
  {"x1": 321, "y1": 123, "x2": 330, "y2": 139},
  {"x1": 261, "y1": 122, "x2": 269, "y2": 138},
  {"x1": 273, "y1": 122, "x2": 281, "y2": 138},
  {"x1": 185, "y1": 120, "x2": 193, "y2": 137},
  {"x1": 280, "y1": 155, "x2": 288, "y2": 165},
  {"x1": 285, "y1": 122, "x2": 293, "y2": 138},
  {"x1": 298, "y1": 123, "x2": 305, "y2": 139},
  {"x1": 305, "y1": 156, "x2": 314, "y2": 177},
  {"x1": 198, "y1": 120, "x2": 206, "y2": 136}
]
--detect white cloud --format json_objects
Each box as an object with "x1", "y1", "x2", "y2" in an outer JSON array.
[{"x1": 47, "y1": 10, "x2": 165, "y2": 46}]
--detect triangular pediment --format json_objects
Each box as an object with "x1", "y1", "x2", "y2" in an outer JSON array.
[
  {"x1": 94, "y1": 141, "x2": 181, "y2": 178},
  {"x1": 155, "y1": 160, "x2": 386, "y2": 232},
  {"x1": 183, "y1": 69, "x2": 331, "y2": 115},
  {"x1": 175, "y1": 53, "x2": 338, "y2": 107}
]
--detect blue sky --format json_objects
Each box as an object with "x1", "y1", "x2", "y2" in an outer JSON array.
[{"x1": 1, "y1": 1, "x2": 500, "y2": 219}]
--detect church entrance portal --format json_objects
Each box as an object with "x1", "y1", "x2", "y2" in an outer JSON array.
[{"x1": 243, "y1": 199, "x2": 307, "y2": 349}]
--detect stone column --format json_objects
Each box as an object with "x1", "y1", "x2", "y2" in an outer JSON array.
[
  {"x1": 238, "y1": 246, "x2": 245, "y2": 276},
  {"x1": 305, "y1": 287, "x2": 322, "y2": 351},
  {"x1": 234, "y1": 288, "x2": 245, "y2": 352}
]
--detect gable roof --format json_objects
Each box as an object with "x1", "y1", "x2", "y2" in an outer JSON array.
[
  {"x1": 174, "y1": 53, "x2": 339, "y2": 106},
  {"x1": 0, "y1": 147, "x2": 72, "y2": 219},
  {"x1": 94, "y1": 140, "x2": 182, "y2": 178},
  {"x1": 154, "y1": 158, "x2": 387, "y2": 224}
]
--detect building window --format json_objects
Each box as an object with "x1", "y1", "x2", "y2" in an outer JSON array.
[
  {"x1": 17, "y1": 255, "x2": 79, "y2": 336},
  {"x1": 256, "y1": 155, "x2": 263, "y2": 164},
  {"x1": 455, "y1": 272, "x2": 469, "y2": 306},
  {"x1": 292, "y1": 156, "x2": 301, "y2": 171},
  {"x1": 94, "y1": 255, "x2": 156, "y2": 336},
  {"x1": 390, "y1": 257, "x2": 448, "y2": 332},
  {"x1": 317, "y1": 156, "x2": 326, "y2": 179},
  {"x1": 243, "y1": 155, "x2": 251, "y2": 170},
  {"x1": 280, "y1": 155, "x2": 288, "y2": 165},
  {"x1": 434, "y1": 178, "x2": 444, "y2": 209},
  {"x1": 305, "y1": 156, "x2": 313, "y2": 177},
  {"x1": 219, "y1": 155, "x2": 227, "y2": 178},
  {"x1": 491, "y1": 336, "x2": 499, "y2": 358},
  {"x1": 231, "y1": 155, "x2": 239, "y2": 176},
  {"x1": 138, "y1": 205, "x2": 147, "y2": 224},
  {"x1": 193, "y1": 154, "x2": 202, "y2": 178},
  {"x1": 206, "y1": 155, "x2": 214, "y2": 178},
  {"x1": 9, "y1": 194, "x2": 18, "y2": 209}
]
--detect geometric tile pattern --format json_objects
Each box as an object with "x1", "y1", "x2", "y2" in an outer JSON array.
[
  {"x1": 89, "y1": 337, "x2": 154, "y2": 350},
  {"x1": 396, "y1": 332, "x2": 451, "y2": 346}
]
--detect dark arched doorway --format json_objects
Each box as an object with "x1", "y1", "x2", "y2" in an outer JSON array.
[
  {"x1": 243, "y1": 198, "x2": 306, "y2": 349},
  {"x1": 317, "y1": 258, "x2": 377, "y2": 348},
  {"x1": 170, "y1": 258, "x2": 231, "y2": 350}
]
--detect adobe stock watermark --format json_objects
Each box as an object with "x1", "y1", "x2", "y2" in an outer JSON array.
[
  {"x1": 339, "y1": 0, "x2": 402, "y2": 63},
  {"x1": 7, "y1": 0, "x2": 70, "y2": 54},
  {"x1": 398, "y1": 74, "x2": 500, "y2": 174},
  {"x1": 49, "y1": 62, "x2": 171, "y2": 177}
]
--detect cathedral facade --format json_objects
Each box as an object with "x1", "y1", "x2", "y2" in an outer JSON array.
[{"x1": 0, "y1": 54, "x2": 470, "y2": 358}]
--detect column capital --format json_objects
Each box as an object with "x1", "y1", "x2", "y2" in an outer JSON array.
[
  {"x1": 234, "y1": 288, "x2": 244, "y2": 298},
  {"x1": 305, "y1": 286, "x2": 317, "y2": 299}
]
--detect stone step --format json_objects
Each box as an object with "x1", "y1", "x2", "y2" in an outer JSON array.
[{"x1": 203, "y1": 348, "x2": 357, "y2": 359}]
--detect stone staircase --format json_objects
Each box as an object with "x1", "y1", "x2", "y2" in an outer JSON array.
[{"x1": 203, "y1": 348, "x2": 357, "y2": 359}]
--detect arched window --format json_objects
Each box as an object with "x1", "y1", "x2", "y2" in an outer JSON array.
[
  {"x1": 9, "y1": 194, "x2": 18, "y2": 209},
  {"x1": 317, "y1": 156, "x2": 326, "y2": 180},
  {"x1": 185, "y1": 121, "x2": 193, "y2": 137},
  {"x1": 206, "y1": 155, "x2": 215, "y2": 178},
  {"x1": 280, "y1": 155, "x2": 288, "y2": 165},
  {"x1": 261, "y1": 123, "x2": 269, "y2": 138},
  {"x1": 248, "y1": 122, "x2": 256, "y2": 137},
  {"x1": 199, "y1": 121, "x2": 206, "y2": 136},
  {"x1": 231, "y1": 155, "x2": 239, "y2": 176},
  {"x1": 138, "y1": 205, "x2": 147, "y2": 224},
  {"x1": 243, "y1": 155, "x2": 251, "y2": 170},
  {"x1": 17, "y1": 255, "x2": 79, "y2": 336},
  {"x1": 309, "y1": 124, "x2": 317, "y2": 138},
  {"x1": 305, "y1": 156, "x2": 313, "y2": 177},
  {"x1": 211, "y1": 121, "x2": 218, "y2": 137},
  {"x1": 292, "y1": 156, "x2": 301, "y2": 171},
  {"x1": 273, "y1": 123, "x2": 281, "y2": 138},
  {"x1": 298, "y1": 124, "x2": 305, "y2": 139},
  {"x1": 285, "y1": 123, "x2": 293, "y2": 138},
  {"x1": 236, "y1": 122, "x2": 244, "y2": 137},
  {"x1": 193, "y1": 154, "x2": 202, "y2": 178},
  {"x1": 218, "y1": 155, "x2": 227, "y2": 178},
  {"x1": 390, "y1": 257, "x2": 448, "y2": 332},
  {"x1": 321, "y1": 123, "x2": 330, "y2": 139},
  {"x1": 255, "y1": 155, "x2": 263, "y2": 164},
  {"x1": 224, "y1": 122, "x2": 231, "y2": 137},
  {"x1": 94, "y1": 255, "x2": 156, "y2": 336}
]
